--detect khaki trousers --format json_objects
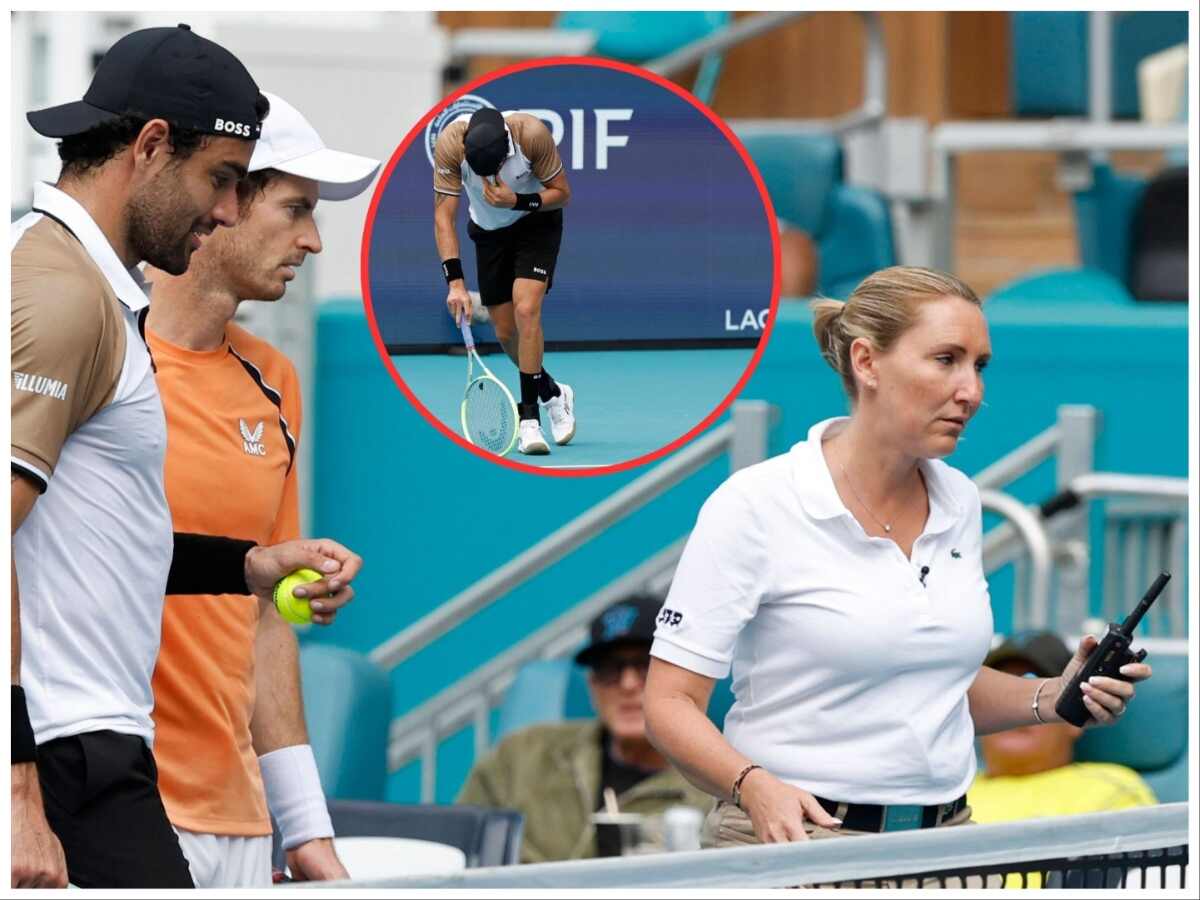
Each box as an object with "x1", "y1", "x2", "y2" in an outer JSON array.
[{"x1": 701, "y1": 800, "x2": 1001, "y2": 888}]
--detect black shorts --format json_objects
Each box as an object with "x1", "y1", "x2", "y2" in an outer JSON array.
[
  {"x1": 468, "y1": 209, "x2": 563, "y2": 307},
  {"x1": 36, "y1": 730, "x2": 194, "y2": 888}
]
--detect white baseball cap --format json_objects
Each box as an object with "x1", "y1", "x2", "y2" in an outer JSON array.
[{"x1": 249, "y1": 91, "x2": 381, "y2": 201}]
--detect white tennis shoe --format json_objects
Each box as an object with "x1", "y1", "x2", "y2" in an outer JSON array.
[
  {"x1": 542, "y1": 382, "x2": 575, "y2": 445},
  {"x1": 517, "y1": 419, "x2": 550, "y2": 455}
]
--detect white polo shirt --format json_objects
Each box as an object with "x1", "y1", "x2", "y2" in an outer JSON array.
[
  {"x1": 651, "y1": 418, "x2": 993, "y2": 806},
  {"x1": 11, "y1": 183, "x2": 173, "y2": 747}
]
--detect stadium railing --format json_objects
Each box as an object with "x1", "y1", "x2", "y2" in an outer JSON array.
[
  {"x1": 311, "y1": 803, "x2": 1189, "y2": 889},
  {"x1": 974, "y1": 405, "x2": 1187, "y2": 637}
]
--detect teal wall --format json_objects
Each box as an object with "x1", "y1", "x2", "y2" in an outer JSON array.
[{"x1": 309, "y1": 297, "x2": 1188, "y2": 802}]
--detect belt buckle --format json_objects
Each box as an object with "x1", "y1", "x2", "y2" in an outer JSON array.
[{"x1": 882, "y1": 804, "x2": 923, "y2": 832}]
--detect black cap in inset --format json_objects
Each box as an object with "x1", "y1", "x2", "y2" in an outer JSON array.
[
  {"x1": 27, "y1": 24, "x2": 267, "y2": 140},
  {"x1": 464, "y1": 107, "x2": 509, "y2": 177},
  {"x1": 985, "y1": 632, "x2": 1072, "y2": 678},
  {"x1": 574, "y1": 594, "x2": 663, "y2": 668}
]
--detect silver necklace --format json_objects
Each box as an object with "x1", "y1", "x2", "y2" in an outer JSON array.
[{"x1": 840, "y1": 463, "x2": 898, "y2": 534}]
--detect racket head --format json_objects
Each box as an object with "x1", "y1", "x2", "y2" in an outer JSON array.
[{"x1": 460, "y1": 373, "x2": 519, "y2": 457}]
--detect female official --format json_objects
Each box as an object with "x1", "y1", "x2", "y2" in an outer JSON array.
[{"x1": 643, "y1": 267, "x2": 1151, "y2": 847}]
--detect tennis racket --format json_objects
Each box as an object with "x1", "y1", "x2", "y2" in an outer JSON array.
[{"x1": 459, "y1": 319, "x2": 518, "y2": 456}]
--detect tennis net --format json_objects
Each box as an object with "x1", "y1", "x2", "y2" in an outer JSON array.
[{"x1": 323, "y1": 802, "x2": 1189, "y2": 890}]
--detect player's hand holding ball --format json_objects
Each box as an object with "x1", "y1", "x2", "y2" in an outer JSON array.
[
  {"x1": 244, "y1": 538, "x2": 363, "y2": 625},
  {"x1": 482, "y1": 174, "x2": 517, "y2": 208},
  {"x1": 274, "y1": 568, "x2": 322, "y2": 624}
]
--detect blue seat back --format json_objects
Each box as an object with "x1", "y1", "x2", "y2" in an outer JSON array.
[
  {"x1": 987, "y1": 267, "x2": 1133, "y2": 306},
  {"x1": 555, "y1": 11, "x2": 729, "y2": 62},
  {"x1": 495, "y1": 658, "x2": 736, "y2": 743},
  {"x1": 300, "y1": 644, "x2": 392, "y2": 801},
  {"x1": 1011, "y1": 12, "x2": 1188, "y2": 118},
  {"x1": 736, "y1": 130, "x2": 895, "y2": 299},
  {"x1": 1075, "y1": 651, "x2": 1189, "y2": 802},
  {"x1": 1072, "y1": 163, "x2": 1147, "y2": 287}
]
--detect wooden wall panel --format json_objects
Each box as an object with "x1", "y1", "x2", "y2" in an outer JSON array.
[{"x1": 946, "y1": 12, "x2": 1010, "y2": 119}]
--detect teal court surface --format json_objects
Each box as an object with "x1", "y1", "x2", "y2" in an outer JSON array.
[{"x1": 391, "y1": 348, "x2": 755, "y2": 469}]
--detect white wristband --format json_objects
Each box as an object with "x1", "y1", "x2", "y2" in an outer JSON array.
[{"x1": 258, "y1": 744, "x2": 334, "y2": 850}]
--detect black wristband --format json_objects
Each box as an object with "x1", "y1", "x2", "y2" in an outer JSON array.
[
  {"x1": 442, "y1": 257, "x2": 464, "y2": 283},
  {"x1": 12, "y1": 685, "x2": 37, "y2": 764},
  {"x1": 513, "y1": 192, "x2": 542, "y2": 212},
  {"x1": 167, "y1": 532, "x2": 256, "y2": 596}
]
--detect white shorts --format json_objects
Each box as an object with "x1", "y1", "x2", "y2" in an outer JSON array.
[{"x1": 174, "y1": 827, "x2": 273, "y2": 888}]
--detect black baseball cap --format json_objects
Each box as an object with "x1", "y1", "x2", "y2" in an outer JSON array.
[
  {"x1": 27, "y1": 24, "x2": 267, "y2": 140},
  {"x1": 574, "y1": 594, "x2": 663, "y2": 668},
  {"x1": 985, "y1": 632, "x2": 1072, "y2": 678},
  {"x1": 463, "y1": 108, "x2": 509, "y2": 177}
]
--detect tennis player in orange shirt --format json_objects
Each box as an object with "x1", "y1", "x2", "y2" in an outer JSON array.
[{"x1": 145, "y1": 92, "x2": 379, "y2": 887}]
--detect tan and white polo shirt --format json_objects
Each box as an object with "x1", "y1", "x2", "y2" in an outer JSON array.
[
  {"x1": 11, "y1": 182, "x2": 173, "y2": 747},
  {"x1": 433, "y1": 111, "x2": 564, "y2": 231}
]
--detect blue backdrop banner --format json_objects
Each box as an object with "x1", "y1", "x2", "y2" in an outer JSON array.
[{"x1": 365, "y1": 62, "x2": 777, "y2": 353}]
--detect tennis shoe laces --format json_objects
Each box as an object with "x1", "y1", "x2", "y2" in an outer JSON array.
[
  {"x1": 518, "y1": 419, "x2": 551, "y2": 455},
  {"x1": 542, "y1": 382, "x2": 575, "y2": 445}
]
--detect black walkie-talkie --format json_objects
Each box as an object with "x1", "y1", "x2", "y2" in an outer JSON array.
[{"x1": 1054, "y1": 572, "x2": 1170, "y2": 727}]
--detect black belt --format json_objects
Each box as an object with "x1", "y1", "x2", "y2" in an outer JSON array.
[{"x1": 813, "y1": 794, "x2": 967, "y2": 833}]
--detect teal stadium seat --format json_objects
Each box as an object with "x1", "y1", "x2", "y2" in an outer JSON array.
[
  {"x1": 299, "y1": 644, "x2": 392, "y2": 801},
  {"x1": 988, "y1": 267, "x2": 1134, "y2": 308},
  {"x1": 556, "y1": 12, "x2": 730, "y2": 105},
  {"x1": 1072, "y1": 163, "x2": 1147, "y2": 289},
  {"x1": 992, "y1": 159, "x2": 1185, "y2": 304},
  {"x1": 1011, "y1": 12, "x2": 1188, "y2": 118},
  {"x1": 495, "y1": 658, "x2": 735, "y2": 742},
  {"x1": 736, "y1": 131, "x2": 896, "y2": 299}
]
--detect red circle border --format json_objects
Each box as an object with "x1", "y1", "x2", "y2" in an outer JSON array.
[{"x1": 359, "y1": 56, "x2": 781, "y2": 478}]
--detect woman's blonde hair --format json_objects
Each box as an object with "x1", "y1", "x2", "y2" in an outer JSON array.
[{"x1": 811, "y1": 266, "x2": 981, "y2": 400}]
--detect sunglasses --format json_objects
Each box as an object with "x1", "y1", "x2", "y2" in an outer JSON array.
[{"x1": 590, "y1": 657, "x2": 651, "y2": 686}]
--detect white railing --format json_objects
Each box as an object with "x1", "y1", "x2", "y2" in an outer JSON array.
[{"x1": 973, "y1": 406, "x2": 1187, "y2": 634}]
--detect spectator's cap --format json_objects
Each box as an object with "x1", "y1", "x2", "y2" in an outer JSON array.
[
  {"x1": 985, "y1": 632, "x2": 1072, "y2": 678},
  {"x1": 249, "y1": 92, "x2": 381, "y2": 201},
  {"x1": 464, "y1": 107, "x2": 509, "y2": 177},
  {"x1": 28, "y1": 24, "x2": 267, "y2": 140},
  {"x1": 574, "y1": 594, "x2": 663, "y2": 667}
]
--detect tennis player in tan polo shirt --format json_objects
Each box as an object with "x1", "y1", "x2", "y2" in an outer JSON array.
[{"x1": 433, "y1": 108, "x2": 575, "y2": 455}]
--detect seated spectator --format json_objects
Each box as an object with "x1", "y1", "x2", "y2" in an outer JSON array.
[
  {"x1": 458, "y1": 595, "x2": 711, "y2": 863},
  {"x1": 779, "y1": 223, "x2": 819, "y2": 297},
  {"x1": 970, "y1": 632, "x2": 1156, "y2": 823}
]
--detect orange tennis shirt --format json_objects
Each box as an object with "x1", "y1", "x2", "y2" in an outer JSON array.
[{"x1": 149, "y1": 321, "x2": 301, "y2": 836}]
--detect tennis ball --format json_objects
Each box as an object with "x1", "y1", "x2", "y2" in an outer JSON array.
[{"x1": 273, "y1": 568, "x2": 323, "y2": 625}]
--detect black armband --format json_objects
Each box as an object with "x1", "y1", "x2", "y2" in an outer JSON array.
[
  {"x1": 167, "y1": 532, "x2": 256, "y2": 596},
  {"x1": 12, "y1": 685, "x2": 37, "y2": 764},
  {"x1": 513, "y1": 192, "x2": 542, "y2": 212},
  {"x1": 442, "y1": 257, "x2": 464, "y2": 283}
]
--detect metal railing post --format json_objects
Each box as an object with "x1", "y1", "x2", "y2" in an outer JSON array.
[
  {"x1": 730, "y1": 401, "x2": 774, "y2": 473},
  {"x1": 1089, "y1": 11, "x2": 1113, "y2": 125},
  {"x1": 979, "y1": 490, "x2": 1053, "y2": 630},
  {"x1": 1055, "y1": 405, "x2": 1098, "y2": 630}
]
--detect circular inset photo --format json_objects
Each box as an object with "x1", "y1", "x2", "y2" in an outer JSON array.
[{"x1": 363, "y1": 58, "x2": 778, "y2": 474}]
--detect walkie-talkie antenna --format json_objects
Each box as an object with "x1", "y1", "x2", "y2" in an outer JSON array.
[{"x1": 1120, "y1": 572, "x2": 1171, "y2": 635}]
